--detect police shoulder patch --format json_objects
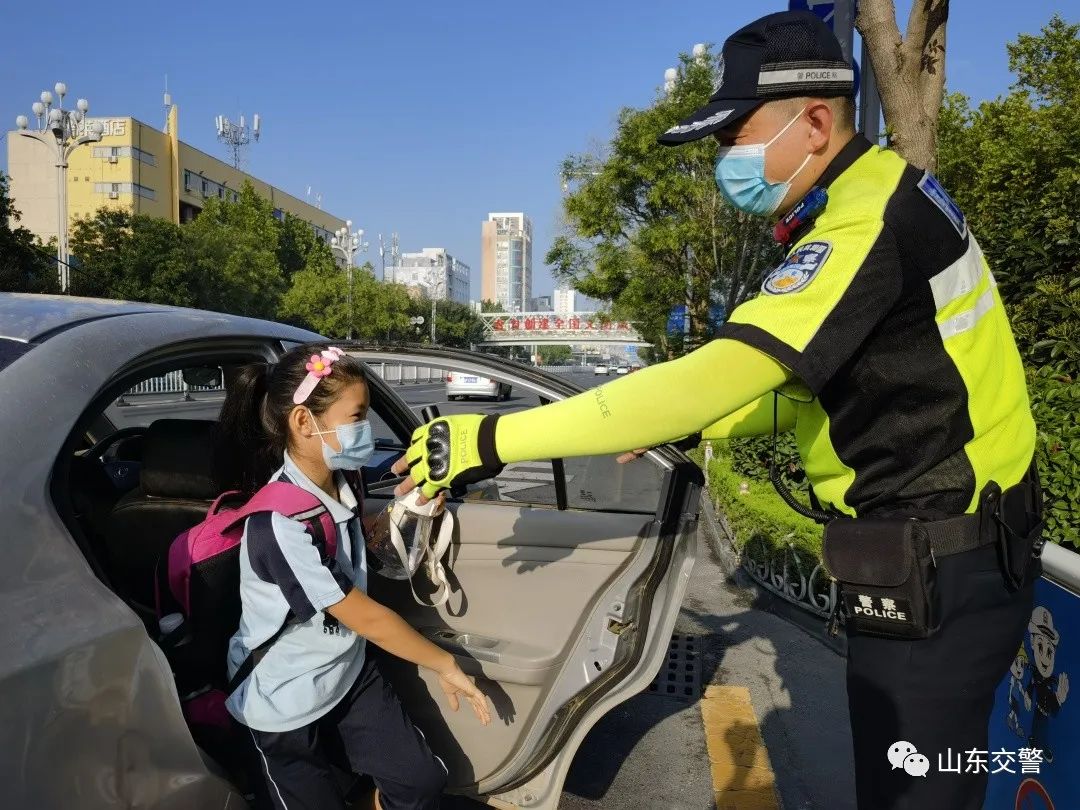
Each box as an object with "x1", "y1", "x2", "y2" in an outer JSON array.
[
  {"x1": 917, "y1": 171, "x2": 967, "y2": 238},
  {"x1": 762, "y1": 241, "x2": 832, "y2": 295}
]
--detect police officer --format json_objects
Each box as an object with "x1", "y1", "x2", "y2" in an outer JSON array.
[{"x1": 393, "y1": 11, "x2": 1042, "y2": 809}]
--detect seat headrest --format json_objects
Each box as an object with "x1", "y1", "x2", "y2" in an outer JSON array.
[{"x1": 141, "y1": 419, "x2": 219, "y2": 500}]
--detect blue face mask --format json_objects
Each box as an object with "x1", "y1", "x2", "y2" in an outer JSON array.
[
  {"x1": 714, "y1": 108, "x2": 812, "y2": 217},
  {"x1": 310, "y1": 413, "x2": 375, "y2": 471}
]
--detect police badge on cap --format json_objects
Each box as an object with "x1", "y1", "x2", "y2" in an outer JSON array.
[{"x1": 659, "y1": 10, "x2": 856, "y2": 146}]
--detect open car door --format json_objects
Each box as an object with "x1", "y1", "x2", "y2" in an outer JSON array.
[{"x1": 351, "y1": 347, "x2": 702, "y2": 809}]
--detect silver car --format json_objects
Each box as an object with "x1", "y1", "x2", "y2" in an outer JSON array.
[
  {"x1": 0, "y1": 294, "x2": 701, "y2": 810},
  {"x1": 446, "y1": 371, "x2": 512, "y2": 401}
]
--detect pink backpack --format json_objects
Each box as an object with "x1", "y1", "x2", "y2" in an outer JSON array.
[{"x1": 154, "y1": 478, "x2": 354, "y2": 743}]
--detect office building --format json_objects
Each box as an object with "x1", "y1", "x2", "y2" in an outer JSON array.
[
  {"x1": 387, "y1": 247, "x2": 470, "y2": 304},
  {"x1": 554, "y1": 285, "x2": 603, "y2": 313},
  {"x1": 480, "y1": 212, "x2": 532, "y2": 311},
  {"x1": 6, "y1": 107, "x2": 345, "y2": 250}
]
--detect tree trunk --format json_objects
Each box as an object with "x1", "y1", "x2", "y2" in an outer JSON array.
[{"x1": 856, "y1": 0, "x2": 950, "y2": 171}]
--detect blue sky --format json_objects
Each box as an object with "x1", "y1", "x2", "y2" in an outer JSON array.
[{"x1": 2, "y1": 0, "x2": 1073, "y2": 300}]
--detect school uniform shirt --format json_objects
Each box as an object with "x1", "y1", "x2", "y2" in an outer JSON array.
[{"x1": 226, "y1": 452, "x2": 369, "y2": 732}]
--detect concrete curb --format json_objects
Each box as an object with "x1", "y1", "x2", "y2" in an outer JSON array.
[{"x1": 698, "y1": 494, "x2": 847, "y2": 657}]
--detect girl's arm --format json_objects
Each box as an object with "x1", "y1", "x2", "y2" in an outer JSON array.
[{"x1": 327, "y1": 590, "x2": 491, "y2": 724}]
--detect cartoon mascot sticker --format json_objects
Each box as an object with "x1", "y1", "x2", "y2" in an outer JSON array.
[
  {"x1": 1025, "y1": 606, "x2": 1069, "y2": 763},
  {"x1": 1008, "y1": 643, "x2": 1032, "y2": 738}
]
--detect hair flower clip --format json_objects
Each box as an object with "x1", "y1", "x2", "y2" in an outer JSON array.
[{"x1": 293, "y1": 347, "x2": 345, "y2": 404}]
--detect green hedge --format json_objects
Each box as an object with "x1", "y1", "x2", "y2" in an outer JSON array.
[
  {"x1": 1029, "y1": 365, "x2": 1080, "y2": 548},
  {"x1": 696, "y1": 444, "x2": 823, "y2": 559}
]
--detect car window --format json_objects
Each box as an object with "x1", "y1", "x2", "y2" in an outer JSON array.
[
  {"x1": 103, "y1": 369, "x2": 226, "y2": 429},
  {"x1": 366, "y1": 359, "x2": 662, "y2": 514}
]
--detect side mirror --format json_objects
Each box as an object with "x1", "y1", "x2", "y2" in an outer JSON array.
[{"x1": 182, "y1": 366, "x2": 223, "y2": 389}]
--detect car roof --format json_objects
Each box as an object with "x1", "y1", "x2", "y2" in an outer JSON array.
[{"x1": 0, "y1": 293, "x2": 315, "y2": 343}]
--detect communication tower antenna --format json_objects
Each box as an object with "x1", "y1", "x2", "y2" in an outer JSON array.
[{"x1": 215, "y1": 111, "x2": 260, "y2": 169}]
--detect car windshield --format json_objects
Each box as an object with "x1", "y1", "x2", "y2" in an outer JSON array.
[{"x1": 0, "y1": 339, "x2": 33, "y2": 373}]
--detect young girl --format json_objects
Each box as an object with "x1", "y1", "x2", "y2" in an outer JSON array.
[{"x1": 214, "y1": 344, "x2": 490, "y2": 810}]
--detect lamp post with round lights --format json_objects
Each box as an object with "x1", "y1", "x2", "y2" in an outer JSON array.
[
  {"x1": 15, "y1": 83, "x2": 104, "y2": 292},
  {"x1": 330, "y1": 220, "x2": 368, "y2": 340}
]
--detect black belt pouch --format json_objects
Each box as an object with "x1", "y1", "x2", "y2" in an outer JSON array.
[
  {"x1": 984, "y1": 475, "x2": 1045, "y2": 592},
  {"x1": 823, "y1": 518, "x2": 940, "y2": 640}
]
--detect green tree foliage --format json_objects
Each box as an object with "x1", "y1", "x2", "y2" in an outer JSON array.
[
  {"x1": 277, "y1": 212, "x2": 334, "y2": 282},
  {"x1": 937, "y1": 15, "x2": 1079, "y2": 365},
  {"x1": 422, "y1": 299, "x2": 485, "y2": 348},
  {"x1": 184, "y1": 183, "x2": 285, "y2": 319},
  {"x1": 69, "y1": 180, "x2": 290, "y2": 318},
  {"x1": 548, "y1": 46, "x2": 779, "y2": 358},
  {"x1": 69, "y1": 210, "x2": 200, "y2": 304},
  {"x1": 0, "y1": 171, "x2": 58, "y2": 294},
  {"x1": 538, "y1": 345, "x2": 573, "y2": 365},
  {"x1": 280, "y1": 261, "x2": 412, "y2": 340}
]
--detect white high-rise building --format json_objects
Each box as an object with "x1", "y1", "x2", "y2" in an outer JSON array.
[
  {"x1": 386, "y1": 247, "x2": 470, "y2": 304},
  {"x1": 554, "y1": 285, "x2": 603, "y2": 312},
  {"x1": 481, "y1": 213, "x2": 532, "y2": 311},
  {"x1": 554, "y1": 286, "x2": 576, "y2": 313}
]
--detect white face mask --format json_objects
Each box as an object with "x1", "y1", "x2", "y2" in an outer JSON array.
[
  {"x1": 366, "y1": 490, "x2": 453, "y2": 607},
  {"x1": 714, "y1": 107, "x2": 813, "y2": 216}
]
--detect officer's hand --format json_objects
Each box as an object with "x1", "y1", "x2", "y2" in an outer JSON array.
[
  {"x1": 1057, "y1": 672, "x2": 1069, "y2": 704},
  {"x1": 616, "y1": 432, "x2": 703, "y2": 464},
  {"x1": 392, "y1": 414, "x2": 504, "y2": 503}
]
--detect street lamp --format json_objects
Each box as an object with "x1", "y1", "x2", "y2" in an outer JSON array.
[
  {"x1": 663, "y1": 67, "x2": 678, "y2": 95},
  {"x1": 16, "y1": 82, "x2": 104, "y2": 292},
  {"x1": 330, "y1": 219, "x2": 368, "y2": 340},
  {"x1": 426, "y1": 256, "x2": 446, "y2": 344}
]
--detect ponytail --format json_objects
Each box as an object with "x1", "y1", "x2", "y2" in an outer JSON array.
[{"x1": 213, "y1": 363, "x2": 276, "y2": 495}]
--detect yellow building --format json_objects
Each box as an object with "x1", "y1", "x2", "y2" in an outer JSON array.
[{"x1": 6, "y1": 106, "x2": 346, "y2": 249}]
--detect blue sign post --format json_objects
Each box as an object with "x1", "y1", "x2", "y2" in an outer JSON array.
[
  {"x1": 984, "y1": 577, "x2": 1080, "y2": 809},
  {"x1": 789, "y1": 0, "x2": 854, "y2": 64},
  {"x1": 789, "y1": 0, "x2": 877, "y2": 141},
  {"x1": 666, "y1": 304, "x2": 687, "y2": 336}
]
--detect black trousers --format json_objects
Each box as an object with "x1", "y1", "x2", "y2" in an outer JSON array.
[
  {"x1": 245, "y1": 656, "x2": 448, "y2": 810},
  {"x1": 846, "y1": 543, "x2": 1036, "y2": 810}
]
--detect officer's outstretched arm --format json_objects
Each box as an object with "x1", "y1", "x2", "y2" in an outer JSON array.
[
  {"x1": 701, "y1": 392, "x2": 797, "y2": 440},
  {"x1": 615, "y1": 391, "x2": 797, "y2": 462},
  {"x1": 393, "y1": 339, "x2": 790, "y2": 499}
]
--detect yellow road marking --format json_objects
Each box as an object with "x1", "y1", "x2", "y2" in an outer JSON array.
[{"x1": 701, "y1": 685, "x2": 780, "y2": 810}]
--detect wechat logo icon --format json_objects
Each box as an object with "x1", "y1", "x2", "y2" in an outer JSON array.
[{"x1": 887, "y1": 741, "x2": 930, "y2": 777}]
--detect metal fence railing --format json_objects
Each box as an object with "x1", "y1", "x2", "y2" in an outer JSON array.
[
  {"x1": 118, "y1": 364, "x2": 597, "y2": 404},
  {"x1": 369, "y1": 363, "x2": 593, "y2": 384},
  {"x1": 119, "y1": 370, "x2": 224, "y2": 405}
]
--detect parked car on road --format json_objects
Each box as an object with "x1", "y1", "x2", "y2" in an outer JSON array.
[
  {"x1": 446, "y1": 370, "x2": 511, "y2": 401},
  {"x1": 0, "y1": 293, "x2": 701, "y2": 810}
]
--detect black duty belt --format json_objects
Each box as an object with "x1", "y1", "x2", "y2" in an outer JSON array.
[{"x1": 921, "y1": 466, "x2": 1045, "y2": 562}]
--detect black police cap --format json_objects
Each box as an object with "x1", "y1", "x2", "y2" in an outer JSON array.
[{"x1": 659, "y1": 10, "x2": 856, "y2": 145}]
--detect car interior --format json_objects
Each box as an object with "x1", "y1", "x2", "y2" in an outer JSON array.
[{"x1": 55, "y1": 342, "x2": 679, "y2": 803}]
